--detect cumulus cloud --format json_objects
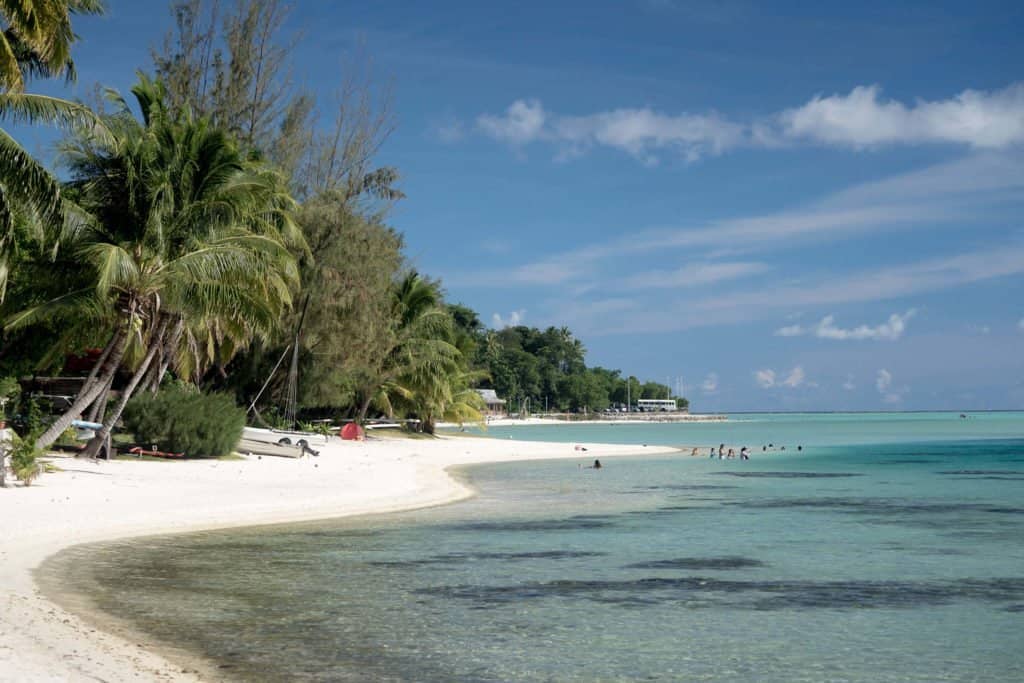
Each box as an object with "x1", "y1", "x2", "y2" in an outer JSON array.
[
  {"x1": 774, "y1": 323, "x2": 804, "y2": 337},
  {"x1": 779, "y1": 83, "x2": 1024, "y2": 149},
  {"x1": 554, "y1": 108, "x2": 745, "y2": 162},
  {"x1": 476, "y1": 83, "x2": 1024, "y2": 162},
  {"x1": 492, "y1": 309, "x2": 525, "y2": 328},
  {"x1": 754, "y1": 369, "x2": 776, "y2": 388},
  {"x1": 701, "y1": 372, "x2": 719, "y2": 393},
  {"x1": 774, "y1": 310, "x2": 916, "y2": 341},
  {"x1": 477, "y1": 99, "x2": 546, "y2": 145},
  {"x1": 843, "y1": 374, "x2": 856, "y2": 391},
  {"x1": 1018, "y1": 318, "x2": 1024, "y2": 332},
  {"x1": 781, "y1": 366, "x2": 805, "y2": 388},
  {"x1": 876, "y1": 368, "x2": 893, "y2": 393},
  {"x1": 755, "y1": 366, "x2": 805, "y2": 389},
  {"x1": 876, "y1": 368, "x2": 906, "y2": 403}
]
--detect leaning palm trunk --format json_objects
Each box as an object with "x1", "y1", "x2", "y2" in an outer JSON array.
[
  {"x1": 84, "y1": 335, "x2": 119, "y2": 421},
  {"x1": 145, "y1": 316, "x2": 184, "y2": 393},
  {"x1": 82, "y1": 317, "x2": 169, "y2": 458},
  {"x1": 85, "y1": 371, "x2": 114, "y2": 422},
  {"x1": 35, "y1": 327, "x2": 128, "y2": 450}
]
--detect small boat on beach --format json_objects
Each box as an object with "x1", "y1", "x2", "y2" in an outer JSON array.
[
  {"x1": 237, "y1": 437, "x2": 306, "y2": 459},
  {"x1": 241, "y1": 426, "x2": 329, "y2": 448}
]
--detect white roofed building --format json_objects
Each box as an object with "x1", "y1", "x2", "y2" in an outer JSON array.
[{"x1": 475, "y1": 389, "x2": 507, "y2": 416}]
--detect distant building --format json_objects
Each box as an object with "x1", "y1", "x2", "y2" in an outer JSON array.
[{"x1": 475, "y1": 389, "x2": 507, "y2": 416}]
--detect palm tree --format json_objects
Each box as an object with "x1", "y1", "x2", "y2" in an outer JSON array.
[
  {"x1": 0, "y1": 1, "x2": 105, "y2": 300},
  {"x1": 353, "y1": 271, "x2": 461, "y2": 424},
  {"x1": 13, "y1": 74, "x2": 302, "y2": 452},
  {"x1": 0, "y1": 0, "x2": 103, "y2": 93}
]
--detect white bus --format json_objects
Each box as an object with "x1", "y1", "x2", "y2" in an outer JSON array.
[{"x1": 636, "y1": 399, "x2": 678, "y2": 412}]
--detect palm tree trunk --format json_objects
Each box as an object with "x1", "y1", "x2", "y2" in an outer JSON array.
[
  {"x1": 35, "y1": 327, "x2": 128, "y2": 450},
  {"x1": 140, "y1": 345, "x2": 162, "y2": 393},
  {"x1": 85, "y1": 372, "x2": 114, "y2": 422},
  {"x1": 82, "y1": 317, "x2": 169, "y2": 459},
  {"x1": 82, "y1": 330, "x2": 119, "y2": 422},
  {"x1": 146, "y1": 316, "x2": 184, "y2": 393}
]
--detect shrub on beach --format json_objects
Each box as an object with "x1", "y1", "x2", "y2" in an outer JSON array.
[
  {"x1": 8, "y1": 435, "x2": 42, "y2": 486},
  {"x1": 123, "y1": 388, "x2": 245, "y2": 458}
]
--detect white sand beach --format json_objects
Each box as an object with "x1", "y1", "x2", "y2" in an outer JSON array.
[{"x1": 0, "y1": 435, "x2": 677, "y2": 682}]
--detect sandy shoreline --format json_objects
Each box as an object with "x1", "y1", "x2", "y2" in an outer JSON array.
[{"x1": 0, "y1": 434, "x2": 678, "y2": 682}]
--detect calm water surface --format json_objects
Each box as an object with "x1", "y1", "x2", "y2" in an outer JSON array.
[{"x1": 44, "y1": 412, "x2": 1024, "y2": 681}]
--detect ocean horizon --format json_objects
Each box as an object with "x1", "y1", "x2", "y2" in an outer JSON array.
[{"x1": 42, "y1": 412, "x2": 1024, "y2": 681}]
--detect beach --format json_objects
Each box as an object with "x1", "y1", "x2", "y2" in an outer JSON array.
[{"x1": 0, "y1": 434, "x2": 676, "y2": 682}]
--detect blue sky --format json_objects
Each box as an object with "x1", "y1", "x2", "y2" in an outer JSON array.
[{"x1": 22, "y1": 0, "x2": 1024, "y2": 411}]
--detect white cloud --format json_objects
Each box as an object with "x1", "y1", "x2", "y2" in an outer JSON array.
[
  {"x1": 701, "y1": 373, "x2": 719, "y2": 393},
  {"x1": 453, "y1": 153, "x2": 1024, "y2": 295},
  {"x1": 696, "y1": 245, "x2": 1024, "y2": 317},
  {"x1": 476, "y1": 82, "x2": 1024, "y2": 161},
  {"x1": 755, "y1": 366, "x2": 804, "y2": 389},
  {"x1": 553, "y1": 108, "x2": 745, "y2": 162},
  {"x1": 774, "y1": 323, "x2": 804, "y2": 337},
  {"x1": 754, "y1": 369, "x2": 776, "y2": 388},
  {"x1": 781, "y1": 366, "x2": 805, "y2": 388},
  {"x1": 843, "y1": 374, "x2": 856, "y2": 391},
  {"x1": 477, "y1": 99, "x2": 546, "y2": 145},
  {"x1": 876, "y1": 368, "x2": 906, "y2": 404},
  {"x1": 780, "y1": 83, "x2": 1024, "y2": 149},
  {"x1": 1018, "y1": 318, "x2": 1024, "y2": 332},
  {"x1": 777, "y1": 310, "x2": 916, "y2": 340},
  {"x1": 492, "y1": 309, "x2": 525, "y2": 328},
  {"x1": 967, "y1": 324, "x2": 991, "y2": 335},
  {"x1": 876, "y1": 369, "x2": 893, "y2": 393}
]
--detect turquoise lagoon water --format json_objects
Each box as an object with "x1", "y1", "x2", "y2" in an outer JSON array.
[{"x1": 44, "y1": 412, "x2": 1024, "y2": 681}]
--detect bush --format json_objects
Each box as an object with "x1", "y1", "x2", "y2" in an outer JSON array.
[
  {"x1": 122, "y1": 387, "x2": 246, "y2": 458},
  {"x1": 9, "y1": 436, "x2": 41, "y2": 486}
]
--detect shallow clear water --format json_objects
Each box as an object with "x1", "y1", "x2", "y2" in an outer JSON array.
[{"x1": 45, "y1": 413, "x2": 1024, "y2": 681}]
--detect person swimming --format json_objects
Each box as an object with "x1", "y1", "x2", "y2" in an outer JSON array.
[{"x1": 592, "y1": 459, "x2": 602, "y2": 469}]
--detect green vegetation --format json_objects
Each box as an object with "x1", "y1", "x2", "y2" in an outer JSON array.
[
  {"x1": 470, "y1": 325, "x2": 686, "y2": 414},
  {"x1": 122, "y1": 386, "x2": 245, "y2": 458},
  {"x1": 8, "y1": 432, "x2": 41, "y2": 485},
  {"x1": 0, "y1": 0, "x2": 687, "y2": 458}
]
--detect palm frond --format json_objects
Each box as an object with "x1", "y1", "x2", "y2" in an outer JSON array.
[{"x1": 0, "y1": 93, "x2": 111, "y2": 143}]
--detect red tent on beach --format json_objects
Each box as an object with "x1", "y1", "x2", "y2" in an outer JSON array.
[{"x1": 341, "y1": 423, "x2": 365, "y2": 441}]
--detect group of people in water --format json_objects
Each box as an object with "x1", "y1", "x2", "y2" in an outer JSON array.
[
  {"x1": 690, "y1": 443, "x2": 802, "y2": 459},
  {"x1": 582, "y1": 443, "x2": 803, "y2": 469}
]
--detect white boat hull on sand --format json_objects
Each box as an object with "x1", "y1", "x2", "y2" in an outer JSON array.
[
  {"x1": 242, "y1": 427, "x2": 329, "y2": 446},
  {"x1": 237, "y1": 438, "x2": 305, "y2": 459}
]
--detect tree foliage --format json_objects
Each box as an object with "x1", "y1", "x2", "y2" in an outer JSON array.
[{"x1": 122, "y1": 384, "x2": 244, "y2": 457}]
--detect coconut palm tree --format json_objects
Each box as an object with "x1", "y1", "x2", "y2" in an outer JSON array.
[
  {"x1": 0, "y1": 1, "x2": 105, "y2": 300},
  {"x1": 353, "y1": 271, "x2": 461, "y2": 424},
  {"x1": 12, "y1": 74, "x2": 303, "y2": 452},
  {"x1": 0, "y1": 0, "x2": 103, "y2": 93}
]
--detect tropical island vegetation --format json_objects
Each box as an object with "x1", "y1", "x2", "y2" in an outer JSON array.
[{"x1": 0, "y1": 0, "x2": 687, "y2": 474}]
